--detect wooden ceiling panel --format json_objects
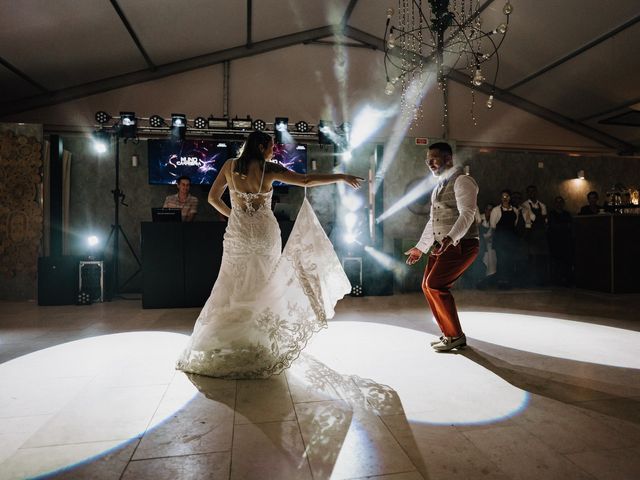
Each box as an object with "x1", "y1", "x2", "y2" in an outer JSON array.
[
  {"x1": 348, "y1": 0, "x2": 390, "y2": 38},
  {"x1": 252, "y1": 0, "x2": 350, "y2": 42},
  {"x1": 118, "y1": 0, "x2": 246, "y2": 65},
  {"x1": 491, "y1": 0, "x2": 640, "y2": 89},
  {"x1": 511, "y1": 23, "x2": 640, "y2": 120},
  {"x1": 0, "y1": 0, "x2": 147, "y2": 90}
]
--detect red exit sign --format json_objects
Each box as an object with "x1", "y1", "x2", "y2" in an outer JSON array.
[{"x1": 415, "y1": 138, "x2": 428, "y2": 145}]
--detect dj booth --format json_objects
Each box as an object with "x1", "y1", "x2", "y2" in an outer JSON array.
[{"x1": 141, "y1": 221, "x2": 293, "y2": 308}]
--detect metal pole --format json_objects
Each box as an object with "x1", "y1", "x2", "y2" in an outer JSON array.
[
  {"x1": 112, "y1": 134, "x2": 120, "y2": 296},
  {"x1": 223, "y1": 61, "x2": 230, "y2": 118}
]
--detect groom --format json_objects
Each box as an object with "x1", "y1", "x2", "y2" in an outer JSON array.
[{"x1": 405, "y1": 142, "x2": 479, "y2": 352}]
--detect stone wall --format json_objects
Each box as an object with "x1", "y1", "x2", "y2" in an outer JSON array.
[{"x1": 0, "y1": 124, "x2": 43, "y2": 300}]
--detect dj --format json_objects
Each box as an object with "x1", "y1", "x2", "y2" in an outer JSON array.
[{"x1": 163, "y1": 175, "x2": 198, "y2": 222}]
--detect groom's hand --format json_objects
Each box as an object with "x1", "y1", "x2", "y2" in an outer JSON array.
[{"x1": 404, "y1": 247, "x2": 423, "y2": 265}]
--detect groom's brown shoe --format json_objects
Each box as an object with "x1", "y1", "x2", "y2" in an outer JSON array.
[{"x1": 432, "y1": 334, "x2": 467, "y2": 352}]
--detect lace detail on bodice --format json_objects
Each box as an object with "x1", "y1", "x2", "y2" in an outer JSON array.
[
  {"x1": 228, "y1": 158, "x2": 272, "y2": 216},
  {"x1": 230, "y1": 189, "x2": 273, "y2": 216}
]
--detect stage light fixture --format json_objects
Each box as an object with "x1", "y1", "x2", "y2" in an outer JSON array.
[
  {"x1": 92, "y1": 129, "x2": 110, "y2": 154},
  {"x1": 194, "y1": 116, "x2": 207, "y2": 129},
  {"x1": 118, "y1": 112, "x2": 137, "y2": 139},
  {"x1": 149, "y1": 115, "x2": 166, "y2": 128},
  {"x1": 295, "y1": 121, "x2": 310, "y2": 133},
  {"x1": 87, "y1": 235, "x2": 99, "y2": 247},
  {"x1": 318, "y1": 120, "x2": 334, "y2": 145},
  {"x1": 171, "y1": 113, "x2": 187, "y2": 141},
  {"x1": 252, "y1": 119, "x2": 267, "y2": 131},
  {"x1": 95, "y1": 111, "x2": 111, "y2": 125},
  {"x1": 275, "y1": 117, "x2": 288, "y2": 143},
  {"x1": 344, "y1": 233, "x2": 357, "y2": 244},
  {"x1": 208, "y1": 116, "x2": 229, "y2": 129},
  {"x1": 231, "y1": 116, "x2": 253, "y2": 130}
]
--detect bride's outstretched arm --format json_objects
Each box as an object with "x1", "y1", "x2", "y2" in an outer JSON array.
[
  {"x1": 208, "y1": 163, "x2": 231, "y2": 217},
  {"x1": 272, "y1": 168, "x2": 363, "y2": 188}
]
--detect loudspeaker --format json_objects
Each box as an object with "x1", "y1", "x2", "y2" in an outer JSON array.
[
  {"x1": 38, "y1": 256, "x2": 80, "y2": 305},
  {"x1": 363, "y1": 256, "x2": 394, "y2": 296},
  {"x1": 79, "y1": 261, "x2": 104, "y2": 302},
  {"x1": 342, "y1": 257, "x2": 363, "y2": 296}
]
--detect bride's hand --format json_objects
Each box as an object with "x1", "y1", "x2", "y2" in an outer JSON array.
[{"x1": 343, "y1": 175, "x2": 364, "y2": 189}]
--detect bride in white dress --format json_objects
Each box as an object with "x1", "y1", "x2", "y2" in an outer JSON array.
[{"x1": 177, "y1": 131, "x2": 362, "y2": 379}]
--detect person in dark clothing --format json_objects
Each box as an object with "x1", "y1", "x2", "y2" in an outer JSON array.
[
  {"x1": 490, "y1": 190, "x2": 519, "y2": 289},
  {"x1": 547, "y1": 196, "x2": 573, "y2": 286},
  {"x1": 578, "y1": 191, "x2": 601, "y2": 215},
  {"x1": 522, "y1": 185, "x2": 549, "y2": 286}
]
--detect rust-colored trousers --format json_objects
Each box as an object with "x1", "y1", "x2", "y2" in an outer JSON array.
[{"x1": 422, "y1": 239, "x2": 479, "y2": 337}]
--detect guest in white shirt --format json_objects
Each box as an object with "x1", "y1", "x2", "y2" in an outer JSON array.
[{"x1": 490, "y1": 190, "x2": 519, "y2": 289}]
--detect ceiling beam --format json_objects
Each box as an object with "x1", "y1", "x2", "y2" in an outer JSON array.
[
  {"x1": 0, "y1": 56, "x2": 49, "y2": 94},
  {"x1": 342, "y1": 25, "x2": 384, "y2": 50},
  {"x1": 579, "y1": 96, "x2": 640, "y2": 122},
  {"x1": 110, "y1": 0, "x2": 156, "y2": 70},
  {"x1": 447, "y1": 69, "x2": 635, "y2": 153},
  {"x1": 305, "y1": 39, "x2": 377, "y2": 50},
  {"x1": 341, "y1": 0, "x2": 360, "y2": 27},
  {"x1": 0, "y1": 26, "x2": 335, "y2": 116},
  {"x1": 247, "y1": 0, "x2": 253, "y2": 47},
  {"x1": 506, "y1": 13, "x2": 640, "y2": 91},
  {"x1": 343, "y1": 26, "x2": 634, "y2": 153}
]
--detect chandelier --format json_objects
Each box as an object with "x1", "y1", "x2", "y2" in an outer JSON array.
[{"x1": 383, "y1": 0, "x2": 513, "y2": 130}]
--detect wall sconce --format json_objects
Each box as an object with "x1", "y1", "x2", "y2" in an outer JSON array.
[
  {"x1": 577, "y1": 169, "x2": 585, "y2": 180},
  {"x1": 131, "y1": 154, "x2": 139, "y2": 168},
  {"x1": 463, "y1": 165, "x2": 470, "y2": 175}
]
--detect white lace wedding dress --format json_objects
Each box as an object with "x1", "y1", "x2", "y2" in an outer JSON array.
[{"x1": 176, "y1": 162, "x2": 351, "y2": 379}]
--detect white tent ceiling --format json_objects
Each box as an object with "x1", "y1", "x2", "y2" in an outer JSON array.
[{"x1": 0, "y1": 0, "x2": 638, "y2": 152}]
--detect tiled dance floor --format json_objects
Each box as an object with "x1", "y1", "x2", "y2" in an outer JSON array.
[{"x1": 1, "y1": 289, "x2": 639, "y2": 479}]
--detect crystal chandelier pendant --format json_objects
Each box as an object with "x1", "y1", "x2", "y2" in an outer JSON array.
[
  {"x1": 384, "y1": 81, "x2": 395, "y2": 96},
  {"x1": 387, "y1": 32, "x2": 396, "y2": 49},
  {"x1": 486, "y1": 95, "x2": 494, "y2": 109},
  {"x1": 382, "y1": 0, "x2": 513, "y2": 128},
  {"x1": 472, "y1": 69, "x2": 485, "y2": 87}
]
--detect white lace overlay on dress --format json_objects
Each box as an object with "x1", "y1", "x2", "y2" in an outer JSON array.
[{"x1": 176, "y1": 197, "x2": 351, "y2": 379}]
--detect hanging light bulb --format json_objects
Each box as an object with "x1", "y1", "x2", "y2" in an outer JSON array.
[
  {"x1": 387, "y1": 31, "x2": 395, "y2": 49},
  {"x1": 472, "y1": 69, "x2": 485, "y2": 87},
  {"x1": 486, "y1": 94, "x2": 494, "y2": 109},
  {"x1": 503, "y1": 1, "x2": 513, "y2": 15},
  {"x1": 386, "y1": 7, "x2": 394, "y2": 18},
  {"x1": 385, "y1": 81, "x2": 395, "y2": 95},
  {"x1": 497, "y1": 23, "x2": 508, "y2": 34}
]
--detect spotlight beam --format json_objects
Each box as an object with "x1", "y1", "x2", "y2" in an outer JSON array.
[
  {"x1": 349, "y1": 105, "x2": 396, "y2": 150},
  {"x1": 374, "y1": 70, "x2": 435, "y2": 194},
  {"x1": 364, "y1": 246, "x2": 408, "y2": 282},
  {"x1": 377, "y1": 175, "x2": 436, "y2": 223}
]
